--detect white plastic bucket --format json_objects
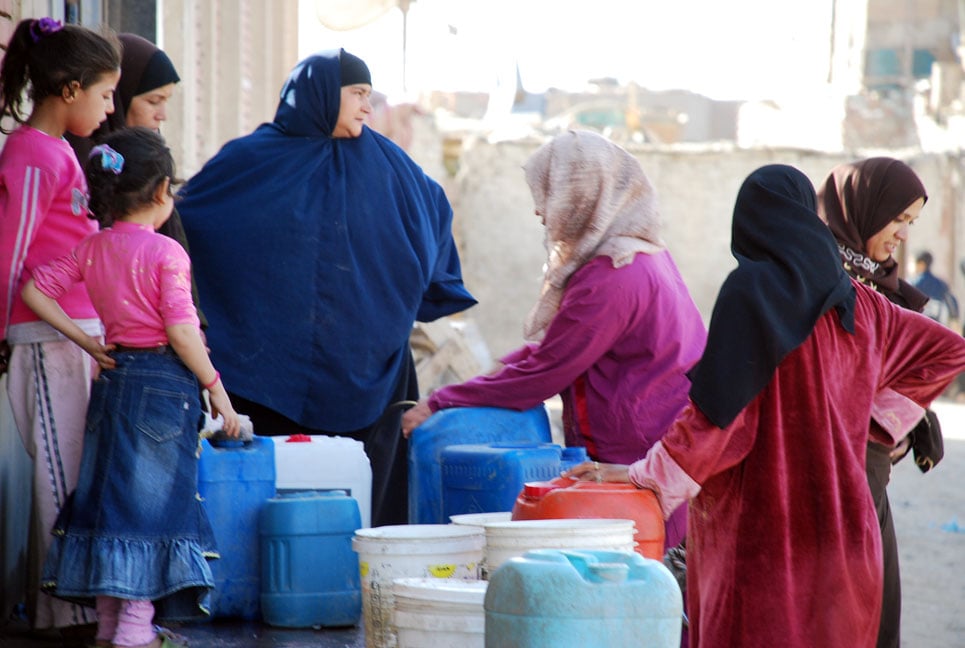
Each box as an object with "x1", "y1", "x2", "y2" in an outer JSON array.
[
  {"x1": 352, "y1": 524, "x2": 485, "y2": 648},
  {"x1": 392, "y1": 577, "x2": 487, "y2": 648},
  {"x1": 482, "y1": 518, "x2": 636, "y2": 579}
]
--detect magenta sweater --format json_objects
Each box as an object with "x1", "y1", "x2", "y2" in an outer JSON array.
[
  {"x1": 428, "y1": 252, "x2": 707, "y2": 546},
  {"x1": 1, "y1": 126, "x2": 98, "y2": 340}
]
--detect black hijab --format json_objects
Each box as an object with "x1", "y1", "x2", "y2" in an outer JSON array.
[
  {"x1": 688, "y1": 165, "x2": 857, "y2": 428},
  {"x1": 66, "y1": 33, "x2": 180, "y2": 160}
]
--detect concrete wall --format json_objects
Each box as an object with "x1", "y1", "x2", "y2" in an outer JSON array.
[
  {"x1": 438, "y1": 133, "x2": 965, "y2": 358},
  {"x1": 161, "y1": 0, "x2": 300, "y2": 178}
]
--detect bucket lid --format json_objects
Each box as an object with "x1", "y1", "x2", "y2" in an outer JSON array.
[{"x1": 392, "y1": 577, "x2": 488, "y2": 605}]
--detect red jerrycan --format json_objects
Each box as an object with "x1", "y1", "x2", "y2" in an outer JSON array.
[{"x1": 511, "y1": 476, "x2": 665, "y2": 560}]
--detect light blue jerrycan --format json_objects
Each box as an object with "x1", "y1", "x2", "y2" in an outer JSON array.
[{"x1": 484, "y1": 549, "x2": 682, "y2": 648}]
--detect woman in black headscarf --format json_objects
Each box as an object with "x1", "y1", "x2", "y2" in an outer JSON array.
[
  {"x1": 66, "y1": 33, "x2": 205, "y2": 326},
  {"x1": 818, "y1": 157, "x2": 941, "y2": 648}
]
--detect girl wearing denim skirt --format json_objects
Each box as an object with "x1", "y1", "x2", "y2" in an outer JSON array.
[{"x1": 21, "y1": 127, "x2": 240, "y2": 648}]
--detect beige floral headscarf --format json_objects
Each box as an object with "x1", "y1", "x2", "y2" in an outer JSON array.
[{"x1": 522, "y1": 130, "x2": 665, "y2": 340}]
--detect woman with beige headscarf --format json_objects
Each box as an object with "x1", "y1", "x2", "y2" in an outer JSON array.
[{"x1": 403, "y1": 129, "x2": 707, "y2": 551}]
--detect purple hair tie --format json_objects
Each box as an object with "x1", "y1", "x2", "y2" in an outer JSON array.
[
  {"x1": 29, "y1": 17, "x2": 63, "y2": 43},
  {"x1": 89, "y1": 144, "x2": 125, "y2": 175}
]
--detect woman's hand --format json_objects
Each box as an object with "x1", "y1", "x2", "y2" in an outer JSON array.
[
  {"x1": 401, "y1": 398, "x2": 433, "y2": 439},
  {"x1": 561, "y1": 460, "x2": 631, "y2": 484},
  {"x1": 889, "y1": 433, "x2": 912, "y2": 464}
]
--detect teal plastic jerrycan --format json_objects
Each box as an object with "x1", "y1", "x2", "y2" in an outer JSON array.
[
  {"x1": 259, "y1": 490, "x2": 362, "y2": 628},
  {"x1": 484, "y1": 549, "x2": 682, "y2": 648}
]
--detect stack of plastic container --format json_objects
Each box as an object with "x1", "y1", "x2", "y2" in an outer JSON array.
[
  {"x1": 408, "y1": 406, "x2": 552, "y2": 524},
  {"x1": 440, "y1": 442, "x2": 581, "y2": 519},
  {"x1": 512, "y1": 476, "x2": 666, "y2": 559},
  {"x1": 271, "y1": 434, "x2": 373, "y2": 528},
  {"x1": 352, "y1": 524, "x2": 485, "y2": 648}
]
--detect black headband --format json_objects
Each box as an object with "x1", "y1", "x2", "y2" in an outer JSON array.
[{"x1": 339, "y1": 51, "x2": 371, "y2": 87}]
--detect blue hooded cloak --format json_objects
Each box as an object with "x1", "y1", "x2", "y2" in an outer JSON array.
[{"x1": 177, "y1": 50, "x2": 476, "y2": 431}]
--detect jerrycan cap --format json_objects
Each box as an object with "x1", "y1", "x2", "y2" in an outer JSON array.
[
  {"x1": 522, "y1": 481, "x2": 562, "y2": 498},
  {"x1": 285, "y1": 433, "x2": 312, "y2": 443}
]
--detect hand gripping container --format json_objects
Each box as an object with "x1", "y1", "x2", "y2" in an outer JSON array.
[
  {"x1": 512, "y1": 476, "x2": 666, "y2": 559},
  {"x1": 259, "y1": 491, "x2": 362, "y2": 628},
  {"x1": 408, "y1": 406, "x2": 551, "y2": 524},
  {"x1": 484, "y1": 549, "x2": 682, "y2": 648},
  {"x1": 197, "y1": 435, "x2": 276, "y2": 619}
]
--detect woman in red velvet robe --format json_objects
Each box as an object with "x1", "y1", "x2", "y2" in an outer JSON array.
[{"x1": 565, "y1": 164, "x2": 965, "y2": 648}]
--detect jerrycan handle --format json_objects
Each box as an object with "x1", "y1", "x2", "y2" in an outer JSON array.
[
  {"x1": 207, "y1": 438, "x2": 246, "y2": 449},
  {"x1": 522, "y1": 481, "x2": 561, "y2": 498},
  {"x1": 560, "y1": 550, "x2": 631, "y2": 584},
  {"x1": 588, "y1": 562, "x2": 630, "y2": 583},
  {"x1": 200, "y1": 412, "x2": 255, "y2": 447}
]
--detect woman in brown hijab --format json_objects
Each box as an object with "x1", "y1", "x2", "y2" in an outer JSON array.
[{"x1": 818, "y1": 157, "x2": 942, "y2": 648}]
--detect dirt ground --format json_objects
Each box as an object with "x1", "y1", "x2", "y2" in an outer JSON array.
[{"x1": 892, "y1": 398, "x2": 965, "y2": 647}]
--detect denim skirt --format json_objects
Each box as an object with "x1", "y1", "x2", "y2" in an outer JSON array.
[{"x1": 41, "y1": 348, "x2": 217, "y2": 621}]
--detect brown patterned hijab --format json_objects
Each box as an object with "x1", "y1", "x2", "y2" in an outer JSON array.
[
  {"x1": 521, "y1": 130, "x2": 665, "y2": 340},
  {"x1": 817, "y1": 157, "x2": 928, "y2": 311}
]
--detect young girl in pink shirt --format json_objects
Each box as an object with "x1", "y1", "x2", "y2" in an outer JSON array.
[
  {"x1": 22, "y1": 128, "x2": 240, "y2": 648},
  {"x1": 0, "y1": 17, "x2": 120, "y2": 634}
]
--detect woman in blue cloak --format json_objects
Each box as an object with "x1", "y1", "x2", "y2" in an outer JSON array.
[{"x1": 177, "y1": 50, "x2": 476, "y2": 526}]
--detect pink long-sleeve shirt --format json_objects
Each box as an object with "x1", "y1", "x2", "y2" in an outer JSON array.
[
  {"x1": 1, "y1": 126, "x2": 99, "y2": 341},
  {"x1": 428, "y1": 252, "x2": 707, "y2": 547},
  {"x1": 31, "y1": 221, "x2": 199, "y2": 346}
]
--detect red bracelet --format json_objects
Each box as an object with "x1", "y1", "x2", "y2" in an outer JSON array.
[{"x1": 202, "y1": 371, "x2": 220, "y2": 390}]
